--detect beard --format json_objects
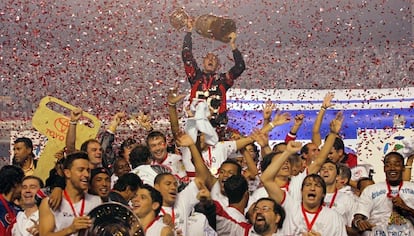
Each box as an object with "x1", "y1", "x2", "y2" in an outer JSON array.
[{"x1": 253, "y1": 220, "x2": 270, "y2": 234}]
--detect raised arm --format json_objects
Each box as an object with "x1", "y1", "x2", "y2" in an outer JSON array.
[
  {"x1": 66, "y1": 108, "x2": 82, "y2": 154},
  {"x1": 261, "y1": 141, "x2": 302, "y2": 203},
  {"x1": 403, "y1": 153, "x2": 414, "y2": 181},
  {"x1": 312, "y1": 92, "x2": 335, "y2": 147},
  {"x1": 167, "y1": 87, "x2": 186, "y2": 140},
  {"x1": 260, "y1": 110, "x2": 291, "y2": 134},
  {"x1": 308, "y1": 111, "x2": 343, "y2": 174},
  {"x1": 261, "y1": 101, "x2": 275, "y2": 128},
  {"x1": 226, "y1": 32, "x2": 245, "y2": 79},
  {"x1": 101, "y1": 112, "x2": 126, "y2": 170},
  {"x1": 285, "y1": 114, "x2": 305, "y2": 143},
  {"x1": 175, "y1": 132, "x2": 216, "y2": 190}
]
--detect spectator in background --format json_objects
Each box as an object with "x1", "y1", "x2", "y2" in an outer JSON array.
[{"x1": 13, "y1": 137, "x2": 37, "y2": 176}]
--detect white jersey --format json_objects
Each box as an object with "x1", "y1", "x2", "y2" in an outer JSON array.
[
  {"x1": 211, "y1": 181, "x2": 229, "y2": 208},
  {"x1": 151, "y1": 153, "x2": 187, "y2": 181},
  {"x1": 130, "y1": 164, "x2": 171, "y2": 186},
  {"x1": 355, "y1": 181, "x2": 414, "y2": 236},
  {"x1": 324, "y1": 190, "x2": 356, "y2": 226},
  {"x1": 146, "y1": 219, "x2": 169, "y2": 236},
  {"x1": 225, "y1": 206, "x2": 246, "y2": 223},
  {"x1": 187, "y1": 211, "x2": 218, "y2": 236},
  {"x1": 12, "y1": 210, "x2": 39, "y2": 236},
  {"x1": 52, "y1": 193, "x2": 102, "y2": 236},
  {"x1": 181, "y1": 141, "x2": 237, "y2": 177},
  {"x1": 158, "y1": 181, "x2": 199, "y2": 235},
  {"x1": 282, "y1": 195, "x2": 347, "y2": 236}
]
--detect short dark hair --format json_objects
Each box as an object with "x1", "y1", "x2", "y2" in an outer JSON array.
[
  {"x1": 300, "y1": 143, "x2": 312, "y2": 155},
  {"x1": 337, "y1": 163, "x2": 351, "y2": 183},
  {"x1": 333, "y1": 137, "x2": 345, "y2": 151},
  {"x1": 321, "y1": 159, "x2": 339, "y2": 175},
  {"x1": 356, "y1": 177, "x2": 375, "y2": 191},
  {"x1": 221, "y1": 159, "x2": 242, "y2": 176},
  {"x1": 146, "y1": 131, "x2": 166, "y2": 146},
  {"x1": 260, "y1": 151, "x2": 283, "y2": 172},
  {"x1": 0, "y1": 165, "x2": 24, "y2": 194},
  {"x1": 119, "y1": 138, "x2": 137, "y2": 157},
  {"x1": 22, "y1": 175, "x2": 44, "y2": 188},
  {"x1": 271, "y1": 142, "x2": 287, "y2": 152},
  {"x1": 80, "y1": 139, "x2": 100, "y2": 152},
  {"x1": 113, "y1": 173, "x2": 142, "y2": 192},
  {"x1": 63, "y1": 151, "x2": 89, "y2": 170},
  {"x1": 129, "y1": 144, "x2": 151, "y2": 169},
  {"x1": 383, "y1": 151, "x2": 404, "y2": 165},
  {"x1": 154, "y1": 172, "x2": 175, "y2": 186},
  {"x1": 140, "y1": 184, "x2": 163, "y2": 216},
  {"x1": 14, "y1": 137, "x2": 33, "y2": 150},
  {"x1": 224, "y1": 175, "x2": 248, "y2": 204},
  {"x1": 256, "y1": 197, "x2": 286, "y2": 229}
]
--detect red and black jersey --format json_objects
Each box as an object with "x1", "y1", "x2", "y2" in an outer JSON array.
[{"x1": 182, "y1": 32, "x2": 245, "y2": 127}]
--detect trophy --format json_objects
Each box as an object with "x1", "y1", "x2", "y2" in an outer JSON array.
[{"x1": 169, "y1": 8, "x2": 236, "y2": 43}]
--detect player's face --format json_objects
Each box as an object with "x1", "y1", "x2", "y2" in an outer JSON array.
[
  {"x1": 252, "y1": 200, "x2": 279, "y2": 234},
  {"x1": 155, "y1": 174, "x2": 178, "y2": 207},
  {"x1": 90, "y1": 173, "x2": 111, "y2": 198},
  {"x1": 87, "y1": 142, "x2": 102, "y2": 167},
  {"x1": 218, "y1": 163, "x2": 239, "y2": 193},
  {"x1": 304, "y1": 143, "x2": 320, "y2": 161},
  {"x1": 114, "y1": 158, "x2": 131, "y2": 177},
  {"x1": 384, "y1": 154, "x2": 404, "y2": 185},
  {"x1": 13, "y1": 142, "x2": 32, "y2": 164},
  {"x1": 328, "y1": 147, "x2": 342, "y2": 163},
  {"x1": 131, "y1": 188, "x2": 156, "y2": 218},
  {"x1": 302, "y1": 177, "x2": 325, "y2": 210},
  {"x1": 147, "y1": 137, "x2": 168, "y2": 161},
  {"x1": 320, "y1": 162, "x2": 337, "y2": 186},
  {"x1": 203, "y1": 53, "x2": 219, "y2": 73},
  {"x1": 65, "y1": 159, "x2": 90, "y2": 192},
  {"x1": 21, "y1": 178, "x2": 41, "y2": 207}
]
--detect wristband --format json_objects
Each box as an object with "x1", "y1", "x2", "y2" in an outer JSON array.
[
  {"x1": 168, "y1": 102, "x2": 176, "y2": 106},
  {"x1": 405, "y1": 166, "x2": 412, "y2": 169},
  {"x1": 321, "y1": 106, "x2": 326, "y2": 111},
  {"x1": 269, "y1": 122, "x2": 275, "y2": 128},
  {"x1": 69, "y1": 120, "x2": 77, "y2": 125},
  {"x1": 289, "y1": 131, "x2": 296, "y2": 136}
]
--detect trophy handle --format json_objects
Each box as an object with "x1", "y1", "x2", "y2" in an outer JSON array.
[{"x1": 169, "y1": 8, "x2": 189, "y2": 30}]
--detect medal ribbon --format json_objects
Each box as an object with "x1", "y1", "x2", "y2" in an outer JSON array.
[
  {"x1": 301, "y1": 204, "x2": 323, "y2": 231},
  {"x1": 145, "y1": 216, "x2": 160, "y2": 232},
  {"x1": 63, "y1": 190, "x2": 85, "y2": 217},
  {"x1": 328, "y1": 189, "x2": 338, "y2": 208},
  {"x1": 161, "y1": 207, "x2": 175, "y2": 225},
  {"x1": 386, "y1": 180, "x2": 403, "y2": 198}
]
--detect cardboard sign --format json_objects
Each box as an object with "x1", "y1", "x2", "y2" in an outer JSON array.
[{"x1": 32, "y1": 96, "x2": 101, "y2": 181}]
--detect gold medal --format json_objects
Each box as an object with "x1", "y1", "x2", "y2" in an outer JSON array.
[{"x1": 210, "y1": 167, "x2": 218, "y2": 175}]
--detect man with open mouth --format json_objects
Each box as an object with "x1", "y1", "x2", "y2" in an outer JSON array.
[{"x1": 352, "y1": 151, "x2": 414, "y2": 235}]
